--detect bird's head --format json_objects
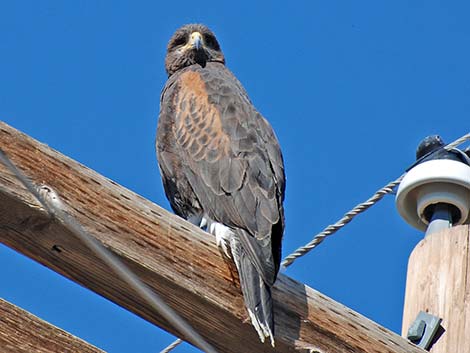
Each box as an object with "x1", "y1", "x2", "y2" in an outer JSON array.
[{"x1": 165, "y1": 24, "x2": 225, "y2": 77}]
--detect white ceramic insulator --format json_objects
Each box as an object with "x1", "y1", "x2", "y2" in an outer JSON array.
[{"x1": 396, "y1": 159, "x2": 470, "y2": 231}]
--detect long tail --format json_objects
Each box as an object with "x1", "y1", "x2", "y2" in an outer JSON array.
[{"x1": 231, "y1": 239, "x2": 275, "y2": 346}]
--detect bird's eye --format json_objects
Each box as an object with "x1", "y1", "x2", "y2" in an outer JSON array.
[
  {"x1": 172, "y1": 36, "x2": 187, "y2": 47},
  {"x1": 204, "y1": 34, "x2": 218, "y2": 49}
]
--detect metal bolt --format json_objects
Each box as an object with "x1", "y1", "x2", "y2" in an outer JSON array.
[
  {"x1": 407, "y1": 319, "x2": 426, "y2": 341},
  {"x1": 407, "y1": 311, "x2": 442, "y2": 350}
]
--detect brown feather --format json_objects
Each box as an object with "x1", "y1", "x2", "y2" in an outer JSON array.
[{"x1": 156, "y1": 24, "x2": 285, "y2": 344}]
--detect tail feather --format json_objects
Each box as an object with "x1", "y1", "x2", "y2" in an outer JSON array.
[{"x1": 231, "y1": 238, "x2": 275, "y2": 346}]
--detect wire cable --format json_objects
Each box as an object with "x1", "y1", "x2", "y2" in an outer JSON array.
[
  {"x1": 0, "y1": 148, "x2": 217, "y2": 353},
  {"x1": 160, "y1": 339, "x2": 183, "y2": 353},
  {"x1": 281, "y1": 132, "x2": 470, "y2": 268}
]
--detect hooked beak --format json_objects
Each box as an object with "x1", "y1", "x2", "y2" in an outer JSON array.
[{"x1": 188, "y1": 31, "x2": 203, "y2": 50}]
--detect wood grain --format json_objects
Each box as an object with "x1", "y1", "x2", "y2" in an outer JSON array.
[
  {"x1": 0, "y1": 122, "x2": 425, "y2": 353},
  {"x1": 402, "y1": 225, "x2": 470, "y2": 353},
  {"x1": 0, "y1": 298, "x2": 104, "y2": 353}
]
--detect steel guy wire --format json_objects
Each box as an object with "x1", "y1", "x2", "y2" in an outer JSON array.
[
  {"x1": 281, "y1": 132, "x2": 470, "y2": 268},
  {"x1": 159, "y1": 339, "x2": 183, "y2": 353},
  {"x1": 0, "y1": 148, "x2": 217, "y2": 353}
]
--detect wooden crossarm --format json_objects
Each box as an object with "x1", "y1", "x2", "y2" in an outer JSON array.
[{"x1": 0, "y1": 122, "x2": 425, "y2": 353}]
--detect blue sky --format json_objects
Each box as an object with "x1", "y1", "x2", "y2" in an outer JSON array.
[{"x1": 1, "y1": 1, "x2": 469, "y2": 352}]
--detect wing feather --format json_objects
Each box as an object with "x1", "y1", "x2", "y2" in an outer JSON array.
[{"x1": 159, "y1": 63, "x2": 285, "y2": 283}]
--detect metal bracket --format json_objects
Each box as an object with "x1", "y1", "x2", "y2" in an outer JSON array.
[{"x1": 407, "y1": 311, "x2": 442, "y2": 350}]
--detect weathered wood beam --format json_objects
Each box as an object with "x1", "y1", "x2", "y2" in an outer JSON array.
[
  {"x1": 402, "y1": 225, "x2": 470, "y2": 353},
  {"x1": 0, "y1": 122, "x2": 425, "y2": 353},
  {"x1": 0, "y1": 298, "x2": 105, "y2": 353}
]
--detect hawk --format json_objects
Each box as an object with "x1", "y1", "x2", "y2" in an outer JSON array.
[{"x1": 156, "y1": 24, "x2": 285, "y2": 345}]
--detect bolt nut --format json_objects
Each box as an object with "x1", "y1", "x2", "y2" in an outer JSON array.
[{"x1": 407, "y1": 319, "x2": 426, "y2": 342}]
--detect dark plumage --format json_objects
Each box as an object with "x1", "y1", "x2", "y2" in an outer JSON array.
[{"x1": 156, "y1": 24, "x2": 285, "y2": 345}]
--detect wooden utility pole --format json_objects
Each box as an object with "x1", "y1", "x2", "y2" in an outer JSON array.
[
  {"x1": 0, "y1": 122, "x2": 426, "y2": 353},
  {"x1": 0, "y1": 298, "x2": 105, "y2": 353},
  {"x1": 402, "y1": 225, "x2": 470, "y2": 353}
]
